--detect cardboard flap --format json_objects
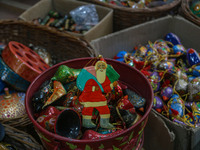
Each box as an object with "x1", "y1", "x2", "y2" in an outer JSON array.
[{"x1": 144, "y1": 110, "x2": 175, "y2": 150}]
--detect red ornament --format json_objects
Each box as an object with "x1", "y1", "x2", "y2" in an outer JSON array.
[
  {"x1": 37, "y1": 114, "x2": 56, "y2": 132},
  {"x1": 133, "y1": 59, "x2": 144, "y2": 70},
  {"x1": 117, "y1": 95, "x2": 134, "y2": 110},
  {"x1": 1, "y1": 41, "x2": 49, "y2": 82},
  {"x1": 70, "y1": 96, "x2": 83, "y2": 113},
  {"x1": 39, "y1": 106, "x2": 60, "y2": 116},
  {"x1": 111, "y1": 84, "x2": 123, "y2": 101},
  {"x1": 156, "y1": 108, "x2": 162, "y2": 113}
]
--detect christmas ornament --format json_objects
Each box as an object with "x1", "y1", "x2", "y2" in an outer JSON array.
[
  {"x1": 76, "y1": 57, "x2": 119, "y2": 128},
  {"x1": 1, "y1": 41, "x2": 50, "y2": 82},
  {"x1": 0, "y1": 88, "x2": 26, "y2": 119}
]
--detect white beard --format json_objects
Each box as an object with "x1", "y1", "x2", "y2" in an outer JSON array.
[{"x1": 96, "y1": 69, "x2": 106, "y2": 84}]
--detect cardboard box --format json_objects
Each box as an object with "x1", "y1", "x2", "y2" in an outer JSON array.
[
  {"x1": 144, "y1": 110, "x2": 175, "y2": 150},
  {"x1": 19, "y1": 0, "x2": 113, "y2": 42},
  {"x1": 90, "y1": 15, "x2": 200, "y2": 150}
]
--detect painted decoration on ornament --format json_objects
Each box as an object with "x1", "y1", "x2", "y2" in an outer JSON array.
[
  {"x1": 0, "y1": 57, "x2": 30, "y2": 92},
  {"x1": 125, "y1": 89, "x2": 146, "y2": 109},
  {"x1": 168, "y1": 94, "x2": 184, "y2": 118},
  {"x1": 164, "y1": 33, "x2": 181, "y2": 46},
  {"x1": 52, "y1": 65, "x2": 82, "y2": 84},
  {"x1": 1, "y1": 41, "x2": 50, "y2": 82},
  {"x1": 186, "y1": 48, "x2": 200, "y2": 66},
  {"x1": 43, "y1": 80, "x2": 67, "y2": 108},
  {"x1": 190, "y1": 1, "x2": 200, "y2": 17},
  {"x1": 153, "y1": 96, "x2": 163, "y2": 113},
  {"x1": 161, "y1": 86, "x2": 173, "y2": 101},
  {"x1": 0, "y1": 88, "x2": 26, "y2": 119},
  {"x1": 172, "y1": 44, "x2": 186, "y2": 55},
  {"x1": 76, "y1": 58, "x2": 119, "y2": 129}
]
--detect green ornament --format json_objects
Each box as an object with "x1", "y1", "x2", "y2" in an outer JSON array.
[
  {"x1": 190, "y1": 1, "x2": 200, "y2": 17},
  {"x1": 106, "y1": 65, "x2": 120, "y2": 83},
  {"x1": 52, "y1": 65, "x2": 82, "y2": 84}
]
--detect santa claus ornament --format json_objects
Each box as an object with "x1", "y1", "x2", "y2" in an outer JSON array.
[{"x1": 76, "y1": 57, "x2": 120, "y2": 128}]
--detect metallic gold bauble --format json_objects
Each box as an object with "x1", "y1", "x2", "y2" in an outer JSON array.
[{"x1": 0, "y1": 88, "x2": 26, "y2": 119}]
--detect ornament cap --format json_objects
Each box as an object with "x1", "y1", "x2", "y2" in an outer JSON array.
[{"x1": 4, "y1": 88, "x2": 11, "y2": 99}]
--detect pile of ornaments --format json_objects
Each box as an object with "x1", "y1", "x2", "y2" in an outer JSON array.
[
  {"x1": 98, "y1": 0, "x2": 174, "y2": 8},
  {"x1": 31, "y1": 59, "x2": 146, "y2": 140},
  {"x1": 114, "y1": 33, "x2": 200, "y2": 127},
  {"x1": 33, "y1": 5, "x2": 99, "y2": 34}
]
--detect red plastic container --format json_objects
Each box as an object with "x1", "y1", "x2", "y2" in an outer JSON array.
[{"x1": 25, "y1": 58, "x2": 153, "y2": 150}]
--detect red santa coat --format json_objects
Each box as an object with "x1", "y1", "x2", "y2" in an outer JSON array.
[{"x1": 79, "y1": 76, "x2": 112, "y2": 116}]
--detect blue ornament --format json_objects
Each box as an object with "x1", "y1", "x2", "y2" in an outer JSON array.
[
  {"x1": 186, "y1": 48, "x2": 200, "y2": 66},
  {"x1": 187, "y1": 65, "x2": 200, "y2": 77},
  {"x1": 164, "y1": 33, "x2": 181, "y2": 46},
  {"x1": 168, "y1": 94, "x2": 184, "y2": 118},
  {"x1": 0, "y1": 57, "x2": 30, "y2": 92},
  {"x1": 173, "y1": 44, "x2": 186, "y2": 55},
  {"x1": 125, "y1": 89, "x2": 146, "y2": 108},
  {"x1": 114, "y1": 51, "x2": 127, "y2": 62},
  {"x1": 145, "y1": 48, "x2": 156, "y2": 57}
]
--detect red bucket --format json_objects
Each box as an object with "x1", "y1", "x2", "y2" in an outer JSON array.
[{"x1": 25, "y1": 58, "x2": 153, "y2": 150}]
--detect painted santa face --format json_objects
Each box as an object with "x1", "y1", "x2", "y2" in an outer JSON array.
[
  {"x1": 96, "y1": 61, "x2": 107, "y2": 83},
  {"x1": 96, "y1": 62, "x2": 107, "y2": 72}
]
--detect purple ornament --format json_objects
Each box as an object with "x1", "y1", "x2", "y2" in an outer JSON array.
[
  {"x1": 153, "y1": 96, "x2": 163, "y2": 109},
  {"x1": 161, "y1": 86, "x2": 173, "y2": 101}
]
